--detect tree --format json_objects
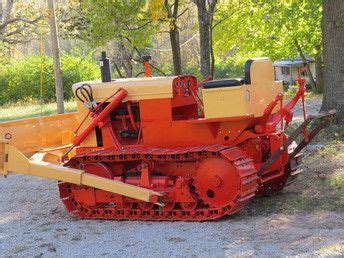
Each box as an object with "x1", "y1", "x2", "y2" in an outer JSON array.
[
  {"x1": 163, "y1": 0, "x2": 183, "y2": 75},
  {"x1": 149, "y1": 0, "x2": 192, "y2": 75},
  {"x1": 321, "y1": 0, "x2": 344, "y2": 119},
  {"x1": 211, "y1": 0, "x2": 249, "y2": 77},
  {"x1": 0, "y1": 0, "x2": 42, "y2": 46},
  {"x1": 256, "y1": 0, "x2": 322, "y2": 91},
  {"x1": 193, "y1": 0, "x2": 218, "y2": 78},
  {"x1": 59, "y1": 0, "x2": 153, "y2": 77},
  {"x1": 48, "y1": 0, "x2": 64, "y2": 114},
  {"x1": 61, "y1": 0, "x2": 189, "y2": 77},
  {"x1": 214, "y1": 0, "x2": 323, "y2": 90}
]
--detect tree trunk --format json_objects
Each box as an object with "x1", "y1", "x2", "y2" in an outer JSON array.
[
  {"x1": 114, "y1": 63, "x2": 123, "y2": 78},
  {"x1": 193, "y1": 0, "x2": 217, "y2": 78},
  {"x1": 315, "y1": 46, "x2": 324, "y2": 93},
  {"x1": 194, "y1": 0, "x2": 211, "y2": 78},
  {"x1": 321, "y1": 0, "x2": 344, "y2": 119},
  {"x1": 0, "y1": 0, "x2": 14, "y2": 31},
  {"x1": 4, "y1": 0, "x2": 13, "y2": 22},
  {"x1": 169, "y1": 26, "x2": 182, "y2": 75},
  {"x1": 0, "y1": 1, "x2": 3, "y2": 24},
  {"x1": 47, "y1": 0, "x2": 64, "y2": 114},
  {"x1": 114, "y1": 41, "x2": 133, "y2": 78},
  {"x1": 123, "y1": 58, "x2": 133, "y2": 77},
  {"x1": 294, "y1": 39, "x2": 317, "y2": 91},
  {"x1": 209, "y1": 15, "x2": 215, "y2": 78},
  {"x1": 121, "y1": 45, "x2": 133, "y2": 78},
  {"x1": 165, "y1": 0, "x2": 182, "y2": 75}
]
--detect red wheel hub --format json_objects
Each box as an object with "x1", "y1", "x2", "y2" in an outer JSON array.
[
  {"x1": 71, "y1": 163, "x2": 113, "y2": 207},
  {"x1": 194, "y1": 158, "x2": 241, "y2": 207}
]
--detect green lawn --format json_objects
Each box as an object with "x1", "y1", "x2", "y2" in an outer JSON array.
[{"x1": 0, "y1": 100, "x2": 77, "y2": 122}]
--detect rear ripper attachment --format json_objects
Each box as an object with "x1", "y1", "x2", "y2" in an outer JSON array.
[{"x1": 255, "y1": 110, "x2": 336, "y2": 196}]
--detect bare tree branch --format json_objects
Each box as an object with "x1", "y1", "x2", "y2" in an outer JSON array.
[
  {"x1": 0, "y1": 0, "x2": 42, "y2": 45},
  {"x1": 123, "y1": 20, "x2": 152, "y2": 31},
  {"x1": 212, "y1": 7, "x2": 243, "y2": 29},
  {"x1": 176, "y1": 7, "x2": 189, "y2": 18}
]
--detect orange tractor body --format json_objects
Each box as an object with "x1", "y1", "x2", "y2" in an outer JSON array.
[{"x1": 0, "y1": 56, "x2": 335, "y2": 221}]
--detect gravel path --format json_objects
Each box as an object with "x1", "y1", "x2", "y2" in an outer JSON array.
[
  {"x1": 0, "y1": 175, "x2": 343, "y2": 257},
  {"x1": 1, "y1": 97, "x2": 343, "y2": 257},
  {"x1": 287, "y1": 97, "x2": 322, "y2": 124}
]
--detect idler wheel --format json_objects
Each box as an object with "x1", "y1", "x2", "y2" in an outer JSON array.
[
  {"x1": 72, "y1": 163, "x2": 113, "y2": 208},
  {"x1": 163, "y1": 201, "x2": 175, "y2": 211},
  {"x1": 180, "y1": 195, "x2": 198, "y2": 211},
  {"x1": 194, "y1": 158, "x2": 241, "y2": 207}
]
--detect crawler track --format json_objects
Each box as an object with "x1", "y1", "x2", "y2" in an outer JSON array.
[{"x1": 58, "y1": 145, "x2": 258, "y2": 221}]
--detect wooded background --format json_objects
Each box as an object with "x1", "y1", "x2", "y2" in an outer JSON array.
[{"x1": 0, "y1": 0, "x2": 343, "y2": 118}]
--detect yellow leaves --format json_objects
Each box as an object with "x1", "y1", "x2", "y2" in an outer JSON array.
[{"x1": 147, "y1": 0, "x2": 165, "y2": 20}]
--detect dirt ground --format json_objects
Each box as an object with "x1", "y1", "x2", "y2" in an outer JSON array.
[{"x1": 0, "y1": 97, "x2": 343, "y2": 257}]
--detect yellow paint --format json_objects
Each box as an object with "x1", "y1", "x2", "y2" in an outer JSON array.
[
  {"x1": 202, "y1": 58, "x2": 283, "y2": 119},
  {"x1": 0, "y1": 113, "x2": 78, "y2": 156},
  {"x1": 74, "y1": 100, "x2": 97, "y2": 147},
  {"x1": 72, "y1": 76, "x2": 176, "y2": 102},
  {"x1": 0, "y1": 141, "x2": 163, "y2": 205},
  {"x1": 73, "y1": 76, "x2": 176, "y2": 147}
]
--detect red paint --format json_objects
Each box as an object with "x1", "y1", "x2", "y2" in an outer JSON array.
[
  {"x1": 73, "y1": 89, "x2": 127, "y2": 148},
  {"x1": 60, "y1": 74, "x2": 316, "y2": 221}
]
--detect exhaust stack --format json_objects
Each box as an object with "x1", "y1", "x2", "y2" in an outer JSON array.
[{"x1": 100, "y1": 51, "x2": 111, "y2": 82}]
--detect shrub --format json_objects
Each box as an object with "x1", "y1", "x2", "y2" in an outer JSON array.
[
  {"x1": 0, "y1": 54, "x2": 100, "y2": 105},
  {"x1": 213, "y1": 58, "x2": 244, "y2": 79}
]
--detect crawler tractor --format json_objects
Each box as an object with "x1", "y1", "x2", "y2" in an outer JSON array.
[{"x1": 0, "y1": 54, "x2": 335, "y2": 221}]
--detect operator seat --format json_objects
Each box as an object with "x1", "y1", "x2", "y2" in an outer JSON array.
[{"x1": 203, "y1": 78, "x2": 245, "y2": 89}]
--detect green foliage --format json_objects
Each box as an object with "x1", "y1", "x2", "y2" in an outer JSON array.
[
  {"x1": 212, "y1": 51, "x2": 264, "y2": 79},
  {"x1": 0, "y1": 0, "x2": 326, "y2": 106},
  {"x1": 212, "y1": 0, "x2": 252, "y2": 57},
  {"x1": 61, "y1": 0, "x2": 154, "y2": 49},
  {"x1": 213, "y1": 58, "x2": 244, "y2": 79},
  {"x1": 250, "y1": 0, "x2": 322, "y2": 59},
  {"x1": 214, "y1": 0, "x2": 322, "y2": 60},
  {"x1": 0, "y1": 54, "x2": 100, "y2": 105}
]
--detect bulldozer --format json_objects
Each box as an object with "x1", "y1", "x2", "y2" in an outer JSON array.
[{"x1": 0, "y1": 54, "x2": 335, "y2": 221}]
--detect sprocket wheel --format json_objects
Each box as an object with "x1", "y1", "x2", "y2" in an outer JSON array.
[{"x1": 194, "y1": 158, "x2": 241, "y2": 207}]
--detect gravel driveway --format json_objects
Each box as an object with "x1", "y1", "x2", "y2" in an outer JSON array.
[
  {"x1": 287, "y1": 97, "x2": 322, "y2": 123},
  {"x1": 0, "y1": 174, "x2": 343, "y2": 257},
  {"x1": 1, "y1": 97, "x2": 343, "y2": 257}
]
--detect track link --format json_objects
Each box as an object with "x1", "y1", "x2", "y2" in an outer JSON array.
[{"x1": 58, "y1": 145, "x2": 258, "y2": 221}]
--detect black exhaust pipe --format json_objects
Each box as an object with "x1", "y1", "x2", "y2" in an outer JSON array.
[{"x1": 100, "y1": 51, "x2": 111, "y2": 82}]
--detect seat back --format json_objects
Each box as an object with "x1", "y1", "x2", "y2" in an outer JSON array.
[{"x1": 201, "y1": 58, "x2": 283, "y2": 119}]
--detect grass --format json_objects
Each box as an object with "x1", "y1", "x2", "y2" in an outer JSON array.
[
  {"x1": 315, "y1": 119, "x2": 344, "y2": 144},
  {"x1": 234, "y1": 113, "x2": 344, "y2": 218},
  {"x1": 319, "y1": 244, "x2": 344, "y2": 254},
  {"x1": 238, "y1": 143, "x2": 344, "y2": 218},
  {"x1": 285, "y1": 115, "x2": 344, "y2": 144},
  {"x1": 284, "y1": 84, "x2": 323, "y2": 99},
  {"x1": 0, "y1": 100, "x2": 77, "y2": 122}
]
